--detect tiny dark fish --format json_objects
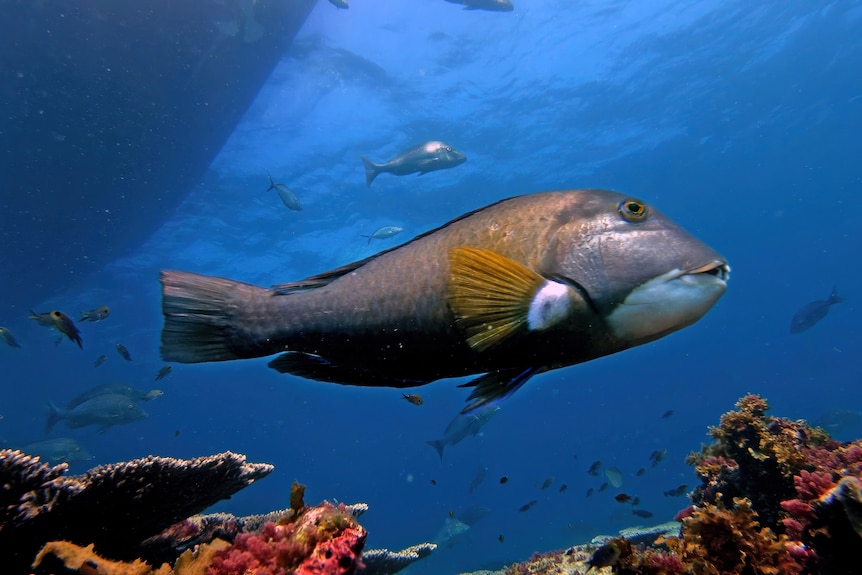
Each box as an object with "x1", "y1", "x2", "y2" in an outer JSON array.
[
  {"x1": 401, "y1": 393, "x2": 423, "y2": 405},
  {"x1": 632, "y1": 496, "x2": 640, "y2": 507},
  {"x1": 499, "y1": 475, "x2": 509, "y2": 484},
  {"x1": 0, "y1": 326, "x2": 22, "y2": 348},
  {"x1": 598, "y1": 482, "x2": 609, "y2": 493},
  {"x1": 585, "y1": 540, "x2": 623, "y2": 572},
  {"x1": 443, "y1": 0, "x2": 514, "y2": 11},
  {"x1": 661, "y1": 409, "x2": 674, "y2": 419},
  {"x1": 664, "y1": 484, "x2": 689, "y2": 497},
  {"x1": 449, "y1": 510, "x2": 454, "y2": 518},
  {"x1": 362, "y1": 226, "x2": 404, "y2": 244},
  {"x1": 585, "y1": 487, "x2": 594, "y2": 497},
  {"x1": 155, "y1": 365, "x2": 173, "y2": 381},
  {"x1": 790, "y1": 286, "x2": 844, "y2": 334},
  {"x1": 93, "y1": 354, "x2": 107, "y2": 367},
  {"x1": 649, "y1": 449, "x2": 667, "y2": 467},
  {"x1": 79, "y1": 305, "x2": 110, "y2": 322},
  {"x1": 430, "y1": 479, "x2": 437, "y2": 485},
  {"x1": 360, "y1": 141, "x2": 466, "y2": 187},
  {"x1": 587, "y1": 460, "x2": 602, "y2": 476},
  {"x1": 632, "y1": 509, "x2": 654, "y2": 519},
  {"x1": 614, "y1": 493, "x2": 633, "y2": 503},
  {"x1": 498, "y1": 534, "x2": 504, "y2": 543},
  {"x1": 559, "y1": 483, "x2": 568, "y2": 493},
  {"x1": 266, "y1": 173, "x2": 302, "y2": 211},
  {"x1": 175, "y1": 429, "x2": 181, "y2": 437},
  {"x1": 540, "y1": 476, "x2": 554, "y2": 490},
  {"x1": 635, "y1": 467, "x2": 646, "y2": 477},
  {"x1": 518, "y1": 499, "x2": 537, "y2": 513},
  {"x1": 51, "y1": 311, "x2": 83, "y2": 348},
  {"x1": 116, "y1": 343, "x2": 132, "y2": 361}
]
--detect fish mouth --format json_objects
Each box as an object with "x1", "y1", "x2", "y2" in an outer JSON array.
[{"x1": 682, "y1": 260, "x2": 731, "y2": 283}]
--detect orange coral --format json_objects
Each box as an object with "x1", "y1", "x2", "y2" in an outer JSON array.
[{"x1": 662, "y1": 498, "x2": 802, "y2": 575}]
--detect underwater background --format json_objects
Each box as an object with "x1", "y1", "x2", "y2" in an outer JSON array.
[{"x1": 2, "y1": 1, "x2": 861, "y2": 574}]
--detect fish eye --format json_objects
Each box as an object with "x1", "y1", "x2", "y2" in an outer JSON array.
[{"x1": 618, "y1": 199, "x2": 649, "y2": 222}]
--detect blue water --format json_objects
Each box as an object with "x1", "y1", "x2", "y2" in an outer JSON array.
[{"x1": 3, "y1": 2, "x2": 861, "y2": 573}]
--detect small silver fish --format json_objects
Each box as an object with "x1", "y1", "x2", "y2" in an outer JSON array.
[
  {"x1": 47, "y1": 393, "x2": 148, "y2": 434},
  {"x1": 328, "y1": 0, "x2": 348, "y2": 7},
  {"x1": 79, "y1": 305, "x2": 110, "y2": 322},
  {"x1": 362, "y1": 226, "x2": 403, "y2": 244},
  {"x1": 93, "y1": 354, "x2": 107, "y2": 367},
  {"x1": 360, "y1": 141, "x2": 466, "y2": 186},
  {"x1": 444, "y1": 0, "x2": 514, "y2": 11},
  {"x1": 0, "y1": 326, "x2": 22, "y2": 348},
  {"x1": 266, "y1": 173, "x2": 302, "y2": 211},
  {"x1": 28, "y1": 309, "x2": 55, "y2": 327},
  {"x1": 427, "y1": 404, "x2": 499, "y2": 460}
]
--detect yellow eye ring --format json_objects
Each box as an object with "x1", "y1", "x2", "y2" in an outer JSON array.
[{"x1": 618, "y1": 199, "x2": 648, "y2": 222}]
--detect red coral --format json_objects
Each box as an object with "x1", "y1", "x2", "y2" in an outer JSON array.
[{"x1": 793, "y1": 469, "x2": 834, "y2": 501}]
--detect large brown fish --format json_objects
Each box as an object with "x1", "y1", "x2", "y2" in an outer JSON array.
[{"x1": 160, "y1": 190, "x2": 728, "y2": 412}]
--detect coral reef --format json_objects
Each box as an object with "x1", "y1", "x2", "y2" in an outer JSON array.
[
  {"x1": 489, "y1": 394, "x2": 862, "y2": 575},
  {"x1": 1, "y1": 449, "x2": 272, "y2": 574},
  {"x1": 206, "y1": 501, "x2": 367, "y2": 575},
  {"x1": 31, "y1": 499, "x2": 434, "y2": 575}
]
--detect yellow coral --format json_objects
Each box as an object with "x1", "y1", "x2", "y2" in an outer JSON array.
[
  {"x1": 173, "y1": 538, "x2": 231, "y2": 575},
  {"x1": 32, "y1": 541, "x2": 170, "y2": 575}
]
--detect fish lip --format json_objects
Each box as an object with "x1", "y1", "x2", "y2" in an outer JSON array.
[{"x1": 683, "y1": 260, "x2": 730, "y2": 282}]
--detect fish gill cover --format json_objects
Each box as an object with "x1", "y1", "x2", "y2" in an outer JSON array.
[{"x1": 1, "y1": 2, "x2": 860, "y2": 574}]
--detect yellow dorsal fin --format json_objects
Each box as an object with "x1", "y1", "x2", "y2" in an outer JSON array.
[{"x1": 448, "y1": 247, "x2": 547, "y2": 352}]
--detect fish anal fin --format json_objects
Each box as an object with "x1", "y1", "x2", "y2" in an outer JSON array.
[
  {"x1": 458, "y1": 367, "x2": 541, "y2": 414},
  {"x1": 448, "y1": 247, "x2": 574, "y2": 352}
]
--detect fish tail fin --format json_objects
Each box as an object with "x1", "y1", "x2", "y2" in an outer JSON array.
[
  {"x1": 266, "y1": 171, "x2": 276, "y2": 191},
  {"x1": 46, "y1": 401, "x2": 63, "y2": 433},
  {"x1": 829, "y1": 286, "x2": 845, "y2": 305},
  {"x1": 360, "y1": 156, "x2": 380, "y2": 187},
  {"x1": 160, "y1": 270, "x2": 273, "y2": 363},
  {"x1": 360, "y1": 234, "x2": 372, "y2": 244},
  {"x1": 427, "y1": 439, "x2": 446, "y2": 461}
]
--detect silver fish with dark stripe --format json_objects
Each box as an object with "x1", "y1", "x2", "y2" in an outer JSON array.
[{"x1": 160, "y1": 189, "x2": 728, "y2": 412}]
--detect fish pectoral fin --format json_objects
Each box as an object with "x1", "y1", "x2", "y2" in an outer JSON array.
[
  {"x1": 268, "y1": 352, "x2": 430, "y2": 388},
  {"x1": 458, "y1": 367, "x2": 542, "y2": 414},
  {"x1": 448, "y1": 247, "x2": 576, "y2": 352}
]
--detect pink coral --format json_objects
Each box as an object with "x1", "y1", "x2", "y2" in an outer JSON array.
[
  {"x1": 207, "y1": 502, "x2": 366, "y2": 575},
  {"x1": 295, "y1": 527, "x2": 365, "y2": 575}
]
